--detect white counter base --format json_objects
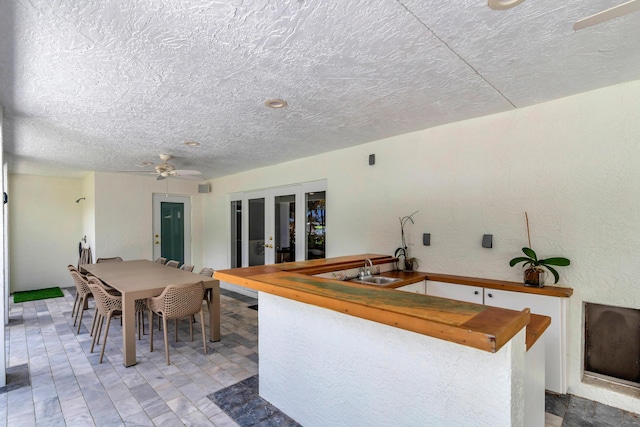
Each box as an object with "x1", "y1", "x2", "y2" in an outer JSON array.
[{"x1": 259, "y1": 292, "x2": 527, "y2": 426}]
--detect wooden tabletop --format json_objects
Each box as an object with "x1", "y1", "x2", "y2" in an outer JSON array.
[{"x1": 215, "y1": 255, "x2": 534, "y2": 353}]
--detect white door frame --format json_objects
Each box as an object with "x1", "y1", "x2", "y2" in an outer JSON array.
[
  {"x1": 232, "y1": 180, "x2": 326, "y2": 267},
  {"x1": 152, "y1": 194, "x2": 192, "y2": 264}
]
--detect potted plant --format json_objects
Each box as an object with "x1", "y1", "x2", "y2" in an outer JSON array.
[
  {"x1": 509, "y1": 247, "x2": 570, "y2": 286},
  {"x1": 394, "y1": 211, "x2": 419, "y2": 271},
  {"x1": 509, "y1": 213, "x2": 570, "y2": 287}
]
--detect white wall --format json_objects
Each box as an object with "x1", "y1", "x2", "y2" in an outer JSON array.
[
  {"x1": 1, "y1": 106, "x2": 6, "y2": 386},
  {"x1": 8, "y1": 172, "x2": 205, "y2": 291},
  {"x1": 93, "y1": 172, "x2": 204, "y2": 265},
  {"x1": 8, "y1": 174, "x2": 83, "y2": 292},
  {"x1": 203, "y1": 79, "x2": 640, "y2": 413},
  {"x1": 261, "y1": 292, "x2": 526, "y2": 427}
]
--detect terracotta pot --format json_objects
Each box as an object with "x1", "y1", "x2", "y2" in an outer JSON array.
[{"x1": 524, "y1": 267, "x2": 546, "y2": 287}]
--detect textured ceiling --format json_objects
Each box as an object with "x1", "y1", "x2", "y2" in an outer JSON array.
[{"x1": 1, "y1": 0, "x2": 639, "y2": 180}]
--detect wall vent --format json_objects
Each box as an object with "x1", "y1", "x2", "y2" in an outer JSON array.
[{"x1": 584, "y1": 302, "x2": 640, "y2": 388}]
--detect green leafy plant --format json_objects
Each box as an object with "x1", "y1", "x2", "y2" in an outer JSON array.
[
  {"x1": 509, "y1": 247, "x2": 570, "y2": 284},
  {"x1": 509, "y1": 212, "x2": 570, "y2": 284}
]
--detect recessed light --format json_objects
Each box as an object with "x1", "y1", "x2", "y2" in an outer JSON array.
[
  {"x1": 183, "y1": 141, "x2": 200, "y2": 147},
  {"x1": 265, "y1": 99, "x2": 288, "y2": 109},
  {"x1": 487, "y1": 0, "x2": 525, "y2": 10}
]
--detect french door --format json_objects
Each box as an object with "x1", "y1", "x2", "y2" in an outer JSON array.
[{"x1": 231, "y1": 181, "x2": 326, "y2": 267}]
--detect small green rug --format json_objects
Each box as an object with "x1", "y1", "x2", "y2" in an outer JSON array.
[{"x1": 13, "y1": 287, "x2": 64, "y2": 303}]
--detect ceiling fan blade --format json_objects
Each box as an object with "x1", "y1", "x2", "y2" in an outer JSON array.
[
  {"x1": 174, "y1": 175, "x2": 203, "y2": 181},
  {"x1": 574, "y1": 0, "x2": 640, "y2": 30},
  {"x1": 156, "y1": 175, "x2": 166, "y2": 181},
  {"x1": 173, "y1": 169, "x2": 201, "y2": 175}
]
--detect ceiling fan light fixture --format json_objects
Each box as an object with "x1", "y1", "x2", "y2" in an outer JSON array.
[
  {"x1": 265, "y1": 99, "x2": 288, "y2": 109},
  {"x1": 487, "y1": 0, "x2": 525, "y2": 10}
]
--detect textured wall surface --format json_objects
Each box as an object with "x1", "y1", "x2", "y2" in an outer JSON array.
[
  {"x1": 8, "y1": 174, "x2": 83, "y2": 292},
  {"x1": 207, "y1": 79, "x2": 640, "y2": 413},
  {"x1": 260, "y1": 292, "x2": 525, "y2": 426}
]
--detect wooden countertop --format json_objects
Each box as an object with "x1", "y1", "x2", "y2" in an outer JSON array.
[{"x1": 216, "y1": 254, "x2": 538, "y2": 353}]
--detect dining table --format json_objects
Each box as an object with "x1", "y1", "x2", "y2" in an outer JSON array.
[{"x1": 81, "y1": 259, "x2": 220, "y2": 367}]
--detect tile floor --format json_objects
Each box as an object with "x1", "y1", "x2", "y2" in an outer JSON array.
[
  {"x1": 1, "y1": 287, "x2": 639, "y2": 426},
  {"x1": 1, "y1": 288, "x2": 259, "y2": 426}
]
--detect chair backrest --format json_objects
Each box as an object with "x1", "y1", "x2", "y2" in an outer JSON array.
[
  {"x1": 96, "y1": 257, "x2": 123, "y2": 263},
  {"x1": 88, "y1": 278, "x2": 122, "y2": 315},
  {"x1": 150, "y1": 282, "x2": 204, "y2": 320},
  {"x1": 69, "y1": 269, "x2": 91, "y2": 297},
  {"x1": 155, "y1": 257, "x2": 167, "y2": 264},
  {"x1": 198, "y1": 267, "x2": 214, "y2": 277},
  {"x1": 180, "y1": 264, "x2": 195, "y2": 272},
  {"x1": 165, "y1": 260, "x2": 180, "y2": 268}
]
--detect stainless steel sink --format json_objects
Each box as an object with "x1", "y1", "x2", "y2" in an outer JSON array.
[{"x1": 350, "y1": 276, "x2": 401, "y2": 286}]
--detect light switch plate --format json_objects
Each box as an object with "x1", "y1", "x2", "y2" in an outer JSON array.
[
  {"x1": 482, "y1": 234, "x2": 493, "y2": 248},
  {"x1": 423, "y1": 233, "x2": 431, "y2": 246}
]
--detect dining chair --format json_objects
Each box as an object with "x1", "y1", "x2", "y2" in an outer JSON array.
[
  {"x1": 180, "y1": 264, "x2": 194, "y2": 272},
  {"x1": 96, "y1": 257, "x2": 124, "y2": 263},
  {"x1": 87, "y1": 279, "x2": 123, "y2": 363},
  {"x1": 68, "y1": 267, "x2": 96, "y2": 334},
  {"x1": 155, "y1": 257, "x2": 167, "y2": 264},
  {"x1": 199, "y1": 267, "x2": 215, "y2": 302},
  {"x1": 165, "y1": 260, "x2": 180, "y2": 268},
  {"x1": 67, "y1": 265, "x2": 86, "y2": 327},
  {"x1": 198, "y1": 267, "x2": 214, "y2": 277},
  {"x1": 148, "y1": 281, "x2": 207, "y2": 365},
  {"x1": 87, "y1": 277, "x2": 147, "y2": 363}
]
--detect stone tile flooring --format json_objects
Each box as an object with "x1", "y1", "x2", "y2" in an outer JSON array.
[
  {"x1": 1, "y1": 286, "x2": 639, "y2": 426},
  {"x1": 1, "y1": 287, "x2": 258, "y2": 426}
]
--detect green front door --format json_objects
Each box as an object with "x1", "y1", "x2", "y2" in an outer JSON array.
[{"x1": 161, "y1": 202, "x2": 185, "y2": 265}]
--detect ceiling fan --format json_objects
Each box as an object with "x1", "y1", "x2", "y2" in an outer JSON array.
[
  {"x1": 121, "y1": 154, "x2": 203, "y2": 180},
  {"x1": 487, "y1": 0, "x2": 640, "y2": 31},
  {"x1": 573, "y1": 0, "x2": 640, "y2": 30}
]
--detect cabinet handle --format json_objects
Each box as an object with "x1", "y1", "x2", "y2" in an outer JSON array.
[
  {"x1": 487, "y1": 293, "x2": 493, "y2": 298},
  {"x1": 474, "y1": 291, "x2": 479, "y2": 295}
]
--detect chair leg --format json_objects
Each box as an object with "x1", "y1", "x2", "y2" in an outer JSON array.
[
  {"x1": 200, "y1": 309, "x2": 207, "y2": 355},
  {"x1": 90, "y1": 314, "x2": 103, "y2": 353},
  {"x1": 90, "y1": 307, "x2": 99, "y2": 337},
  {"x1": 76, "y1": 295, "x2": 88, "y2": 333},
  {"x1": 174, "y1": 319, "x2": 178, "y2": 342},
  {"x1": 163, "y1": 317, "x2": 170, "y2": 365},
  {"x1": 71, "y1": 292, "x2": 80, "y2": 324},
  {"x1": 149, "y1": 311, "x2": 154, "y2": 352},
  {"x1": 99, "y1": 313, "x2": 113, "y2": 364}
]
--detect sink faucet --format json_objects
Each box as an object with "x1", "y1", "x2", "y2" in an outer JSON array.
[{"x1": 364, "y1": 259, "x2": 373, "y2": 277}]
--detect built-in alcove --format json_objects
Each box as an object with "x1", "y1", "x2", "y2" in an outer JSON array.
[{"x1": 584, "y1": 302, "x2": 640, "y2": 391}]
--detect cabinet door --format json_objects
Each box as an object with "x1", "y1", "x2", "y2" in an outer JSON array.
[
  {"x1": 396, "y1": 281, "x2": 425, "y2": 294},
  {"x1": 484, "y1": 289, "x2": 567, "y2": 394},
  {"x1": 426, "y1": 282, "x2": 483, "y2": 304}
]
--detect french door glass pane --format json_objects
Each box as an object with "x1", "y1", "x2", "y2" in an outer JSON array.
[
  {"x1": 230, "y1": 200, "x2": 242, "y2": 268},
  {"x1": 306, "y1": 191, "x2": 326, "y2": 260},
  {"x1": 275, "y1": 194, "x2": 295, "y2": 264},
  {"x1": 248, "y1": 198, "x2": 265, "y2": 266}
]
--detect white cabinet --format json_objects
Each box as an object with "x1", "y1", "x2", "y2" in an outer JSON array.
[
  {"x1": 426, "y1": 281, "x2": 483, "y2": 304},
  {"x1": 484, "y1": 288, "x2": 568, "y2": 394},
  {"x1": 425, "y1": 281, "x2": 568, "y2": 394},
  {"x1": 396, "y1": 281, "x2": 426, "y2": 294}
]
